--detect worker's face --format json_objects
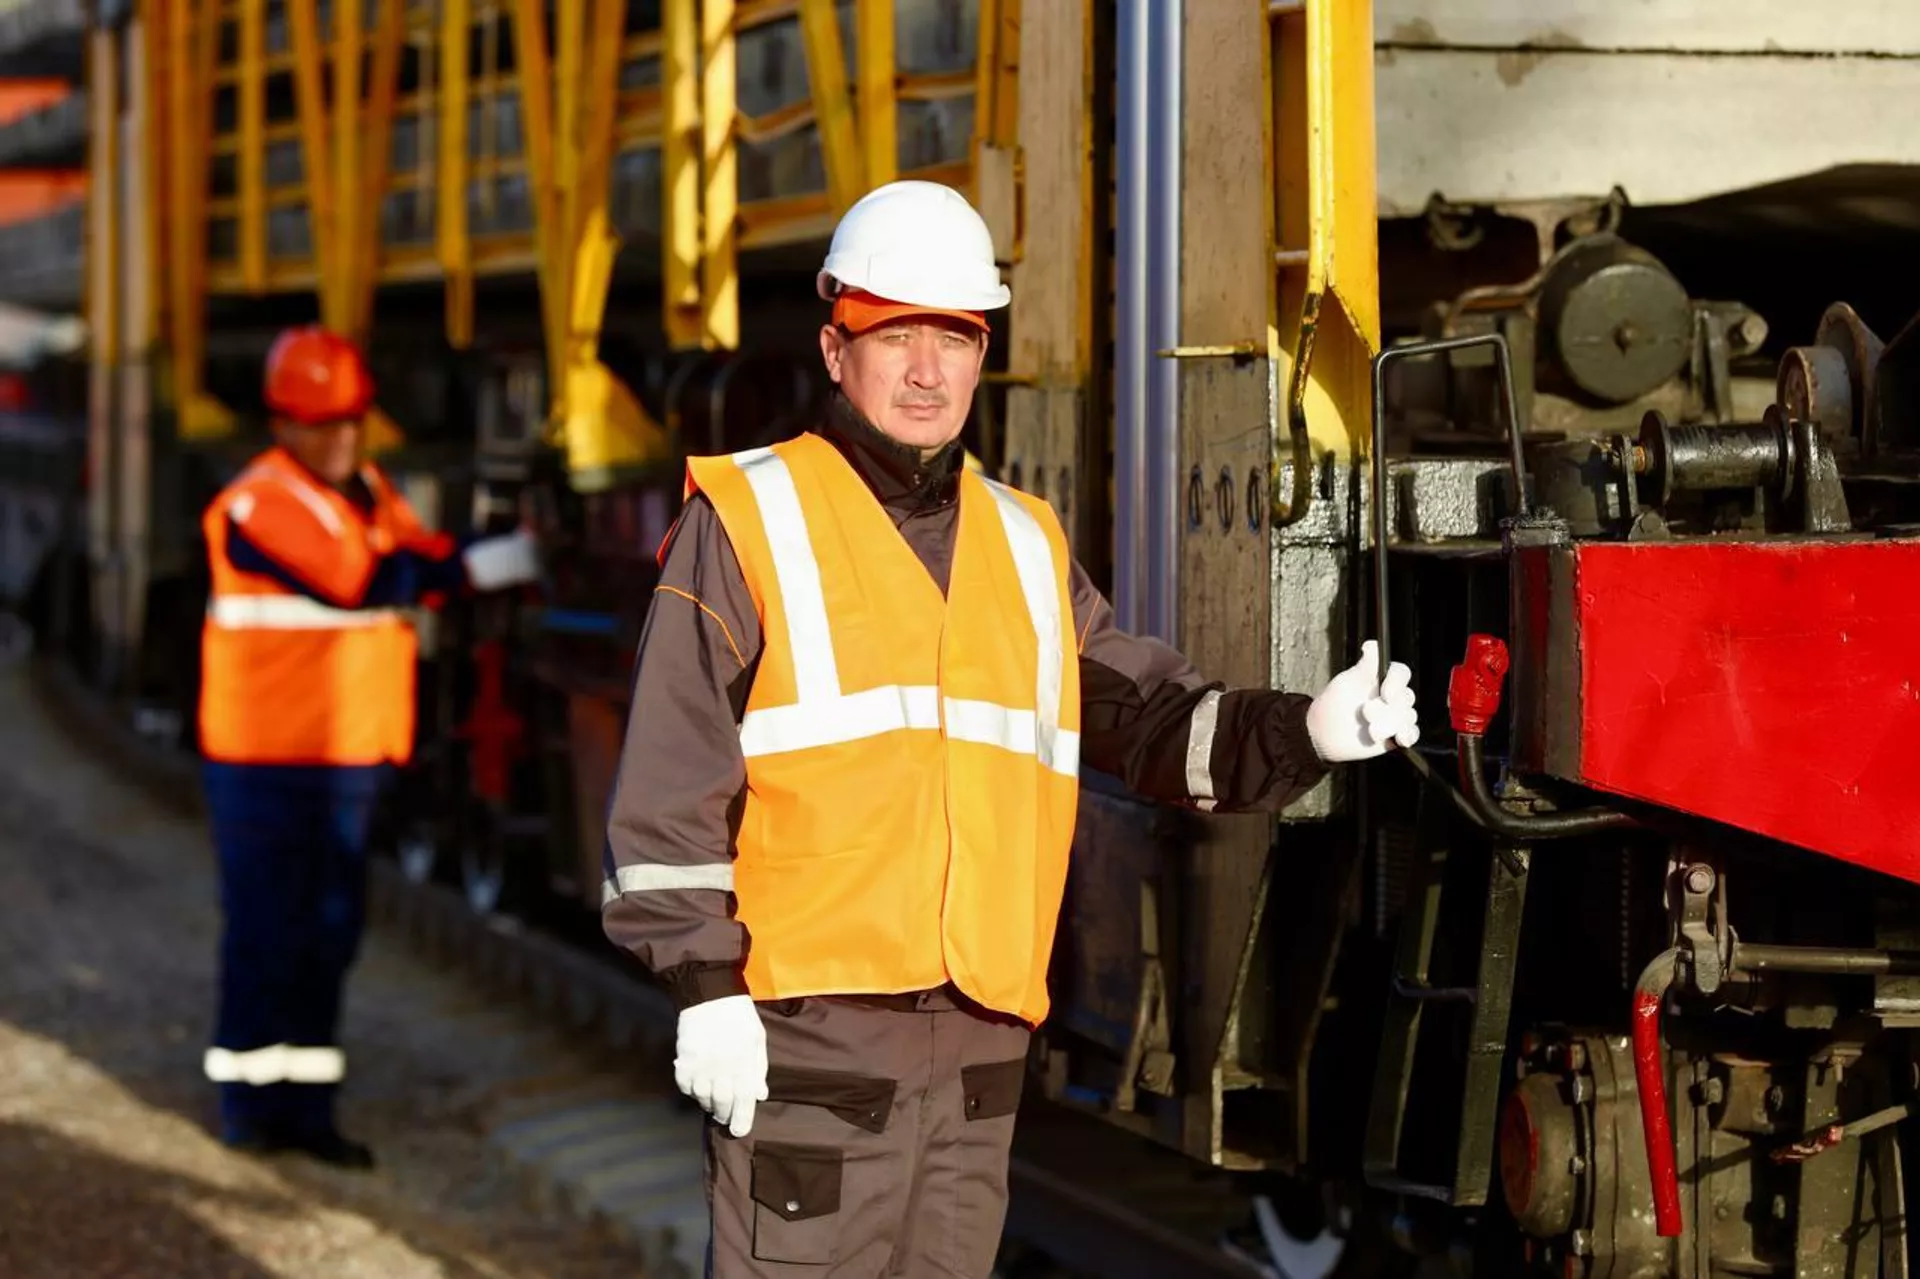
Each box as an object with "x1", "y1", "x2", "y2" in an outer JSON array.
[
  {"x1": 820, "y1": 317, "x2": 987, "y2": 454},
  {"x1": 273, "y1": 418, "x2": 362, "y2": 487}
]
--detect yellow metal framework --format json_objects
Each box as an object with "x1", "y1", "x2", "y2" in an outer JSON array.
[
  {"x1": 128, "y1": 0, "x2": 1013, "y2": 479},
  {"x1": 1269, "y1": 0, "x2": 1378, "y2": 498}
]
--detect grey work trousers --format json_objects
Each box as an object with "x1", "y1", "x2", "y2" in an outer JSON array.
[{"x1": 705, "y1": 987, "x2": 1031, "y2": 1278}]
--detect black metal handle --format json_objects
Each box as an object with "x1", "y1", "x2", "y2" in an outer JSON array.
[{"x1": 1370, "y1": 333, "x2": 1527, "y2": 681}]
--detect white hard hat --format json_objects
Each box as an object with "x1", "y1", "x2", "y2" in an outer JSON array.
[{"x1": 816, "y1": 180, "x2": 1010, "y2": 312}]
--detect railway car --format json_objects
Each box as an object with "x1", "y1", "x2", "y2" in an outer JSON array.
[{"x1": 47, "y1": 0, "x2": 1920, "y2": 1272}]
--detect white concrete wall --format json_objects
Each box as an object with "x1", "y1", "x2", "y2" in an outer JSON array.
[{"x1": 1373, "y1": 0, "x2": 1920, "y2": 214}]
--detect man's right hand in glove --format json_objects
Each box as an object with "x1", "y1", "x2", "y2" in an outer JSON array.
[
  {"x1": 674, "y1": 994, "x2": 769, "y2": 1138},
  {"x1": 1306, "y1": 639, "x2": 1420, "y2": 763}
]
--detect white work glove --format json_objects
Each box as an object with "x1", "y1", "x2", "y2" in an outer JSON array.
[
  {"x1": 462, "y1": 527, "x2": 542, "y2": 591},
  {"x1": 1306, "y1": 640, "x2": 1420, "y2": 762},
  {"x1": 674, "y1": 994, "x2": 769, "y2": 1138}
]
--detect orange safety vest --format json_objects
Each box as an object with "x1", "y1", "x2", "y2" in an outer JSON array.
[
  {"x1": 198, "y1": 447, "x2": 430, "y2": 768},
  {"x1": 687, "y1": 432, "x2": 1082, "y2": 1025}
]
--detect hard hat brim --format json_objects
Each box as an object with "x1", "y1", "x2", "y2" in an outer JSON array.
[{"x1": 832, "y1": 291, "x2": 990, "y2": 335}]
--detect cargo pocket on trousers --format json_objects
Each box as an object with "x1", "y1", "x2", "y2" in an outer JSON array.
[
  {"x1": 960, "y1": 1058, "x2": 1026, "y2": 1121},
  {"x1": 765, "y1": 1064, "x2": 896, "y2": 1134},
  {"x1": 751, "y1": 1141, "x2": 843, "y2": 1265}
]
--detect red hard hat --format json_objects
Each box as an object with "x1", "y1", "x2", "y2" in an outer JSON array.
[{"x1": 263, "y1": 325, "x2": 375, "y2": 425}]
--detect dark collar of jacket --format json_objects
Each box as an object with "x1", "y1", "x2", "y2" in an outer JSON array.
[{"x1": 812, "y1": 392, "x2": 963, "y2": 515}]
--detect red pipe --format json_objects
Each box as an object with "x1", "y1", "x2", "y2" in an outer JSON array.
[{"x1": 1631, "y1": 950, "x2": 1684, "y2": 1237}]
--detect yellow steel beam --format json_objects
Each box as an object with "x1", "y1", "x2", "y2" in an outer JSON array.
[
  {"x1": 554, "y1": 0, "x2": 581, "y2": 346},
  {"x1": 1269, "y1": 0, "x2": 1377, "y2": 508},
  {"x1": 662, "y1": 0, "x2": 701, "y2": 348},
  {"x1": 437, "y1": 0, "x2": 473, "y2": 346},
  {"x1": 796, "y1": 0, "x2": 861, "y2": 218},
  {"x1": 509, "y1": 0, "x2": 563, "y2": 383},
  {"x1": 350, "y1": 0, "x2": 407, "y2": 340},
  {"x1": 239, "y1": 0, "x2": 266, "y2": 291},
  {"x1": 701, "y1": 0, "x2": 739, "y2": 350},
  {"x1": 329, "y1": 0, "x2": 365, "y2": 332},
  {"x1": 286, "y1": 0, "x2": 338, "y2": 303},
  {"x1": 577, "y1": 0, "x2": 627, "y2": 242},
  {"x1": 855, "y1": 0, "x2": 895, "y2": 187}
]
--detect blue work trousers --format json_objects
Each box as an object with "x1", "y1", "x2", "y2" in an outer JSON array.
[{"x1": 203, "y1": 761, "x2": 386, "y2": 1141}]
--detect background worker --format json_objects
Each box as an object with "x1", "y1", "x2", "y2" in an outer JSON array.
[
  {"x1": 601, "y1": 181, "x2": 1419, "y2": 1275},
  {"x1": 197, "y1": 325, "x2": 541, "y2": 1168}
]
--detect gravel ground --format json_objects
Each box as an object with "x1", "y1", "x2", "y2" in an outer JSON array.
[{"x1": 0, "y1": 664, "x2": 659, "y2": 1278}]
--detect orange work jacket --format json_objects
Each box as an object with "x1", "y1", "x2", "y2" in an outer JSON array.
[
  {"x1": 687, "y1": 432, "x2": 1082, "y2": 1025},
  {"x1": 198, "y1": 447, "x2": 433, "y2": 768}
]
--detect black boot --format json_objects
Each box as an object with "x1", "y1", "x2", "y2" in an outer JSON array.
[{"x1": 285, "y1": 1127, "x2": 377, "y2": 1171}]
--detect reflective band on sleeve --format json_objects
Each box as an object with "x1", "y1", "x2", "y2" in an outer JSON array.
[
  {"x1": 944, "y1": 698, "x2": 1081, "y2": 777},
  {"x1": 203, "y1": 1044, "x2": 346, "y2": 1085},
  {"x1": 983, "y1": 482, "x2": 1069, "y2": 765},
  {"x1": 208, "y1": 595, "x2": 400, "y2": 631},
  {"x1": 601, "y1": 862, "x2": 737, "y2": 907},
  {"x1": 736, "y1": 448, "x2": 841, "y2": 702},
  {"x1": 1185, "y1": 689, "x2": 1224, "y2": 813},
  {"x1": 741, "y1": 683, "x2": 941, "y2": 757}
]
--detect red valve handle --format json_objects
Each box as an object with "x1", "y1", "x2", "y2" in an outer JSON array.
[{"x1": 1447, "y1": 633, "x2": 1511, "y2": 735}]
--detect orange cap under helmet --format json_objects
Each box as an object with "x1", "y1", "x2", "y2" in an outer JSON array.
[
  {"x1": 264, "y1": 326, "x2": 375, "y2": 426},
  {"x1": 831, "y1": 289, "x2": 989, "y2": 336}
]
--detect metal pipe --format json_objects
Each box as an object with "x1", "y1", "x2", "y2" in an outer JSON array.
[
  {"x1": 1112, "y1": 0, "x2": 1150, "y2": 635},
  {"x1": 1731, "y1": 942, "x2": 1920, "y2": 977},
  {"x1": 1143, "y1": 0, "x2": 1181, "y2": 645},
  {"x1": 1457, "y1": 736, "x2": 1632, "y2": 841},
  {"x1": 1631, "y1": 949, "x2": 1685, "y2": 1238}
]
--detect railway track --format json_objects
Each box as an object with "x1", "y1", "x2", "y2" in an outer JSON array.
[{"x1": 30, "y1": 653, "x2": 1302, "y2": 1279}]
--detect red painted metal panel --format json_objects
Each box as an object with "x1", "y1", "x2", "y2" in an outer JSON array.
[{"x1": 1575, "y1": 540, "x2": 1920, "y2": 880}]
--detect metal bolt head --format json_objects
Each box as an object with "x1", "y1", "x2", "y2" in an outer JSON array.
[
  {"x1": 1695, "y1": 1077, "x2": 1725, "y2": 1106},
  {"x1": 1569, "y1": 1229, "x2": 1593, "y2": 1257},
  {"x1": 1765, "y1": 1085, "x2": 1787, "y2": 1114},
  {"x1": 1684, "y1": 864, "x2": 1716, "y2": 895},
  {"x1": 1771, "y1": 1194, "x2": 1790, "y2": 1222},
  {"x1": 1568, "y1": 1155, "x2": 1588, "y2": 1176}
]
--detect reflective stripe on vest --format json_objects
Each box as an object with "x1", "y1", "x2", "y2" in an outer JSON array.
[
  {"x1": 679, "y1": 433, "x2": 1083, "y2": 1025},
  {"x1": 208, "y1": 594, "x2": 402, "y2": 631},
  {"x1": 731, "y1": 446, "x2": 1080, "y2": 776}
]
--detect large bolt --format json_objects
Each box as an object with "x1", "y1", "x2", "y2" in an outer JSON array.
[
  {"x1": 1765, "y1": 1085, "x2": 1787, "y2": 1114},
  {"x1": 1568, "y1": 1155, "x2": 1588, "y2": 1176},
  {"x1": 1684, "y1": 864, "x2": 1716, "y2": 895},
  {"x1": 1771, "y1": 1195, "x2": 1790, "y2": 1222},
  {"x1": 1570, "y1": 1230, "x2": 1593, "y2": 1257},
  {"x1": 1694, "y1": 1077, "x2": 1725, "y2": 1106}
]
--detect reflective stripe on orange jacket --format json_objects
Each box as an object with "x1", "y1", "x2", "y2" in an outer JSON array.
[
  {"x1": 687, "y1": 431, "x2": 1081, "y2": 1024},
  {"x1": 198, "y1": 448, "x2": 427, "y2": 767}
]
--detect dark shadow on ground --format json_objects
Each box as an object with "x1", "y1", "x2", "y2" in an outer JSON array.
[
  {"x1": 0, "y1": 1118, "x2": 283, "y2": 1279},
  {"x1": 0, "y1": 670, "x2": 657, "y2": 1279}
]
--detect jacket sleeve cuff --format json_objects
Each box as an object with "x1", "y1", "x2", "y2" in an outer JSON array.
[
  {"x1": 1270, "y1": 694, "x2": 1331, "y2": 777},
  {"x1": 660, "y1": 961, "x2": 752, "y2": 1009}
]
